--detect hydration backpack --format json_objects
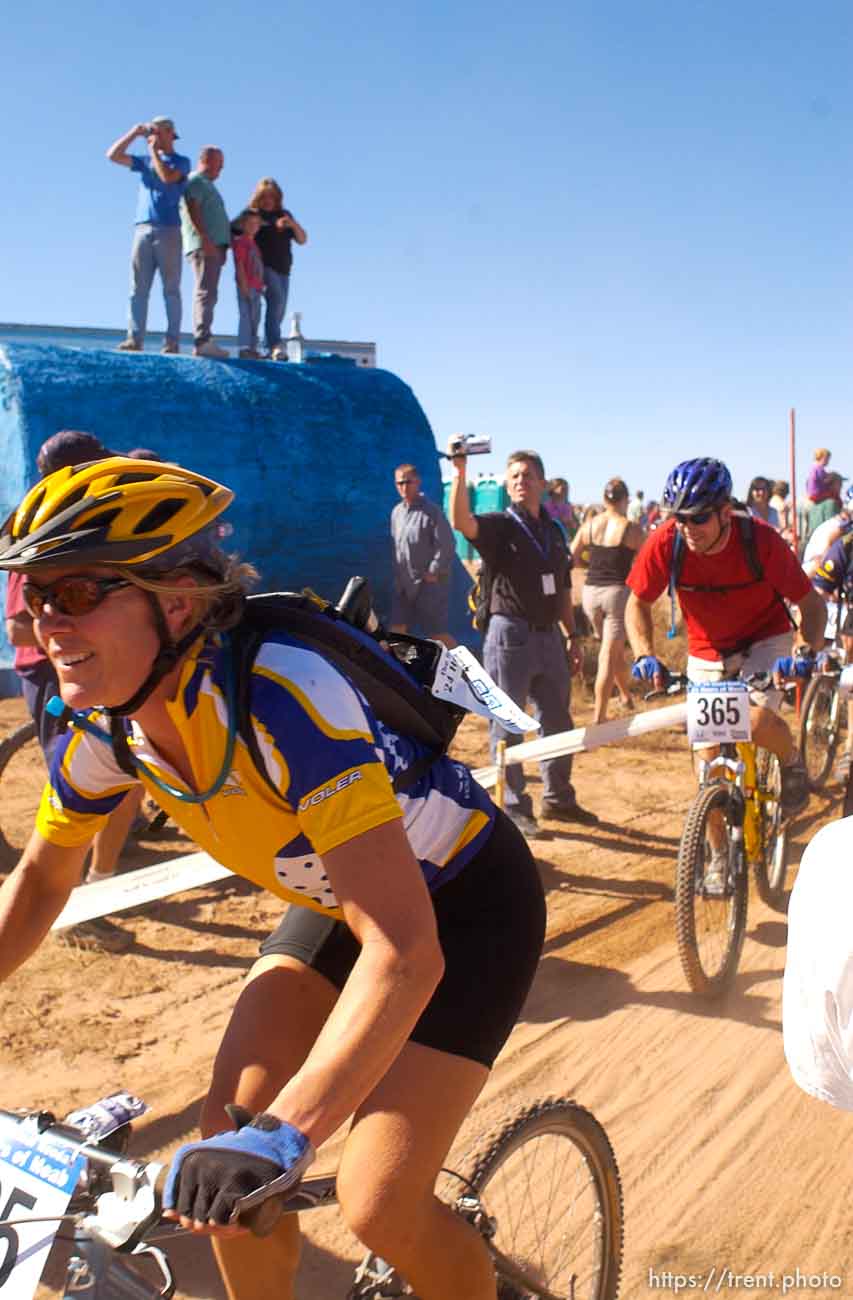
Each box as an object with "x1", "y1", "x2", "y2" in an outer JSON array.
[
  {"x1": 109, "y1": 579, "x2": 466, "y2": 796},
  {"x1": 667, "y1": 508, "x2": 796, "y2": 644}
]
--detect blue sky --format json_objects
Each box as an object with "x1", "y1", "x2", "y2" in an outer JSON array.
[{"x1": 2, "y1": 0, "x2": 850, "y2": 502}]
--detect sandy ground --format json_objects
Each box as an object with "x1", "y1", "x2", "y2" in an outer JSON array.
[{"x1": 0, "y1": 682, "x2": 849, "y2": 1300}]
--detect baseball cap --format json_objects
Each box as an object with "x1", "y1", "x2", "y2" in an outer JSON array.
[
  {"x1": 150, "y1": 116, "x2": 179, "y2": 138},
  {"x1": 36, "y1": 430, "x2": 113, "y2": 477}
]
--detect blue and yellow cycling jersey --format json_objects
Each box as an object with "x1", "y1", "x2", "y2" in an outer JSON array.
[{"x1": 36, "y1": 632, "x2": 496, "y2": 917}]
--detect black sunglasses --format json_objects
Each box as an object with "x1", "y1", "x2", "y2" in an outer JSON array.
[
  {"x1": 673, "y1": 509, "x2": 716, "y2": 526},
  {"x1": 396, "y1": 478, "x2": 416, "y2": 485},
  {"x1": 23, "y1": 575, "x2": 132, "y2": 619}
]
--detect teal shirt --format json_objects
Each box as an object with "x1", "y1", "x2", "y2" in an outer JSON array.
[{"x1": 180, "y1": 172, "x2": 231, "y2": 254}]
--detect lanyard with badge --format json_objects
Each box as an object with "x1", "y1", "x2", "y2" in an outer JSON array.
[{"x1": 506, "y1": 508, "x2": 557, "y2": 596}]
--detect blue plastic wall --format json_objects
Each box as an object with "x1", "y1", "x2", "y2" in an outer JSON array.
[{"x1": 0, "y1": 344, "x2": 474, "y2": 694}]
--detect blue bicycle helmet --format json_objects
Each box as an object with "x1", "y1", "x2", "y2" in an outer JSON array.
[{"x1": 662, "y1": 458, "x2": 732, "y2": 516}]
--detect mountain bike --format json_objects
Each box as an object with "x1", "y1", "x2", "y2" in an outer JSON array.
[
  {"x1": 657, "y1": 673, "x2": 790, "y2": 998},
  {"x1": 798, "y1": 651, "x2": 849, "y2": 792},
  {"x1": 0, "y1": 720, "x2": 169, "y2": 871},
  {"x1": 0, "y1": 1090, "x2": 623, "y2": 1300}
]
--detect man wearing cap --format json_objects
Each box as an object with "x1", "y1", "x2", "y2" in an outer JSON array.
[{"x1": 106, "y1": 117, "x2": 191, "y2": 354}]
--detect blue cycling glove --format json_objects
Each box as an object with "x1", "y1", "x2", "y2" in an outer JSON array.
[
  {"x1": 772, "y1": 648, "x2": 815, "y2": 681},
  {"x1": 163, "y1": 1109, "x2": 314, "y2": 1228},
  {"x1": 631, "y1": 656, "x2": 668, "y2": 683}
]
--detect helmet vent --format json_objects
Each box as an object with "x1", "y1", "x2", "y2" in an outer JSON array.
[
  {"x1": 114, "y1": 471, "x2": 162, "y2": 486},
  {"x1": 16, "y1": 486, "x2": 47, "y2": 537},
  {"x1": 83, "y1": 508, "x2": 122, "y2": 532},
  {"x1": 133, "y1": 499, "x2": 186, "y2": 534}
]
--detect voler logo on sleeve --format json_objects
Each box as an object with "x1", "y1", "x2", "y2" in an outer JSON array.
[{"x1": 298, "y1": 770, "x2": 363, "y2": 812}]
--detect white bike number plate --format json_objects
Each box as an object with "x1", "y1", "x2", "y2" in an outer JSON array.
[
  {"x1": 687, "y1": 681, "x2": 751, "y2": 744},
  {"x1": 0, "y1": 1115, "x2": 85, "y2": 1297}
]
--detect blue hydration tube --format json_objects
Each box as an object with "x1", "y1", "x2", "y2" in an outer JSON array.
[{"x1": 45, "y1": 633, "x2": 239, "y2": 804}]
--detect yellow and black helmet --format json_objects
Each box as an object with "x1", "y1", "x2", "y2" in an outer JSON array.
[{"x1": 0, "y1": 457, "x2": 234, "y2": 571}]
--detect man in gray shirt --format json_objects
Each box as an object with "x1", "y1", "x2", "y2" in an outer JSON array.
[{"x1": 390, "y1": 463, "x2": 456, "y2": 646}]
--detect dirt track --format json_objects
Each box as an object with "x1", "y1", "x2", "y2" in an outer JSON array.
[{"x1": 0, "y1": 691, "x2": 849, "y2": 1300}]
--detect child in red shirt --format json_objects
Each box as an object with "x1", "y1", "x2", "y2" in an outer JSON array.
[{"x1": 232, "y1": 208, "x2": 266, "y2": 359}]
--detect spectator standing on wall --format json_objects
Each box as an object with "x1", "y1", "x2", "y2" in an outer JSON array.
[
  {"x1": 449, "y1": 444, "x2": 599, "y2": 840},
  {"x1": 231, "y1": 209, "x2": 266, "y2": 359},
  {"x1": 3, "y1": 432, "x2": 144, "y2": 917},
  {"x1": 806, "y1": 447, "x2": 834, "y2": 504},
  {"x1": 805, "y1": 472, "x2": 844, "y2": 545},
  {"x1": 106, "y1": 116, "x2": 190, "y2": 355},
  {"x1": 181, "y1": 148, "x2": 231, "y2": 359},
  {"x1": 389, "y1": 464, "x2": 456, "y2": 647},
  {"x1": 249, "y1": 178, "x2": 308, "y2": 360}
]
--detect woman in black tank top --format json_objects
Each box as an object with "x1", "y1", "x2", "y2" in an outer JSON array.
[{"x1": 571, "y1": 478, "x2": 644, "y2": 723}]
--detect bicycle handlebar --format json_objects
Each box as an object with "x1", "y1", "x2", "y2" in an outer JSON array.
[{"x1": 643, "y1": 670, "x2": 776, "y2": 703}]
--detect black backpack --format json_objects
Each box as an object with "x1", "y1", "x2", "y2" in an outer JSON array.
[
  {"x1": 467, "y1": 562, "x2": 493, "y2": 634},
  {"x1": 109, "y1": 579, "x2": 466, "y2": 797}
]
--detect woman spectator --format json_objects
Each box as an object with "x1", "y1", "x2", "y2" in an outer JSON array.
[
  {"x1": 571, "y1": 479, "x2": 643, "y2": 723},
  {"x1": 746, "y1": 476, "x2": 779, "y2": 528},
  {"x1": 248, "y1": 177, "x2": 308, "y2": 360},
  {"x1": 544, "y1": 477, "x2": 578, "y2": 541}
]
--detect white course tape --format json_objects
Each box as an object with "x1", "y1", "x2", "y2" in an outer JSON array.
[
  {"x1": 51, "y1": 852, "x2": 233, "y2": 931},
  {"x1": 471, "y1": 701, "x2": 687, "y2": 790}
]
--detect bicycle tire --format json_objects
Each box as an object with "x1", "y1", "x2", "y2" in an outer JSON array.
[
  {"x1": 675, "y1": 781, "x2": 748, "y2": 998},
  {"x1": 0, "y1": 719, "x2": 41, "y2": 870},
  {"x1": 459, "y1": 1097, "x2": 623, "y2": 1300},
  {"x1": 753, "y1": 749, "x2": 787, "y2": 907},
  {"x1": 799, "y1": 674, "x2": 841, "y2": 792}
]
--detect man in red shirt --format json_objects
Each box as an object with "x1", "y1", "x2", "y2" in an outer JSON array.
[{"x1": 626, "y1": 458, "x2": 825, "y2": 837}]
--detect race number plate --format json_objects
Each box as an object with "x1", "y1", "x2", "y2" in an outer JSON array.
[
  {"x1": 0, "y1": 1114, "x2": 84, "y2": 1297},
  {"x1": 687, "y1": 681, "x2": 751, "y2": 744}
]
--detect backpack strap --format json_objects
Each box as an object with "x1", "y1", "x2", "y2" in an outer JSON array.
[
  {"x1": 109, "y1": 715, "x2": 138, "y2": 779},
  {"x1": 668, "y1": 512, "x2": 796, "y2": 641},
  {"x1": 232, "y1": 622, "x2": 443, "y2": 800}
]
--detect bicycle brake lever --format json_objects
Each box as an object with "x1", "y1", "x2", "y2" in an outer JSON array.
[
  {"x1": 80, "y1": 1158, "x2": 164, "y2": 1251},
  {"x1": 131, "y1": 1241, "x2": 176, "y2": 1298}
]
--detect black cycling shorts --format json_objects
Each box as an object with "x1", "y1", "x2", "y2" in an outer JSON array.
[{"x1": 259, "y1": 809, "x2": 546, "y2": 1068}]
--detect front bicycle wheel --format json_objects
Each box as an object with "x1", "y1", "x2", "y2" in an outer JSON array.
[
  {"x1": 799, "y1": 675, "x2": 841, "y2": 791},
  {"x1": 753, "y1": 749, "x2": 787, "y2": 907},
  {"x1": 457, "y1": 1098, "x2": 623, "y2": 1300},
  {"x1": 675, "y1": 781, "x2": 748, "y2": 997},
  {"x1": 0, "y1": 720, "x2": 41, "y2": 870}
]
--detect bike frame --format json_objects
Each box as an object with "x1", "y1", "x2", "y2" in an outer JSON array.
[{"x1": 697, "y1": 741, "x2": 771, "y2": 867}]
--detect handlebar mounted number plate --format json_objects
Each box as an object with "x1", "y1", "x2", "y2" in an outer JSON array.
[
  {"x1": 0, "y1": 1114, "x2": 85, "y2": 1298},
  {"x1": 687, "y1": 681, "x2": 751, "y2": 745}
]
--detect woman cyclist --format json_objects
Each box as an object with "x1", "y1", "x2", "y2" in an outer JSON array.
[{"x1": 0, "y1": 457, "x2": 545, "y2": 1300}]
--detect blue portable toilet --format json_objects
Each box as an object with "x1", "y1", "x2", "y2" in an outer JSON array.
[
  {"x1": 442, "y1": 480, "x2": 474, "y2": 562},
  {"x1": 473, "y1": 475, "x2": 508, "y2": 515}
]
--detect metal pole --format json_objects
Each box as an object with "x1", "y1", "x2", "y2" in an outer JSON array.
[
  {"x1": 790, "y1": 407, "x2": 802, "y2": 717},
  {"x1": 789, "y1": 407, "x2": 798, "y2": 555},
  {"x1": 494, "y1": 740, "x2": 507, "y2": 809}
]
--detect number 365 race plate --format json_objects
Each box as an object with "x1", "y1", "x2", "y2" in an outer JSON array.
[{"x1": 687, "y1": 680, "x2": 751, "y2": 745}]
